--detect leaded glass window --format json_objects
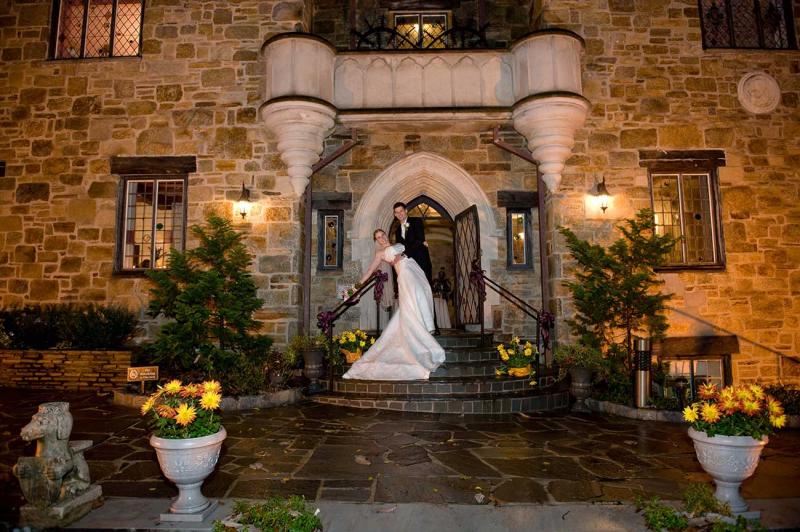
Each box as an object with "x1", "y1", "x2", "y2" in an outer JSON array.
[
  {"x1": 52, "y1": 0, "x2": 144, "y2": 59},
  {"x1": 699, "y1": 0, "x2": 797, "y2": 49},
  {"x1": 118, "y1": 176, "x2": 186, "y2": 271},
  {"x1": 650, "y1": 172, "x2": 724, "y2": 269},
  {"x1": 506, "y1": 209, "x2": 533, "y2": 270},
  {"x1": 318, "y1": 210, "x2": 343, "y2": 271},
  {"x1": 393, "y1": 12, "x2": 449, "y2": 48}
]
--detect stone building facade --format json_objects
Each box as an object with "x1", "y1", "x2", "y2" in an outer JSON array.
[{"x1": 1, "y1": 0, "x2": 798, "y2": 386}]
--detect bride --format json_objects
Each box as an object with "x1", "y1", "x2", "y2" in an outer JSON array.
[{"x1": 343, "y1": 229, "x2": 445, "y2": 381}]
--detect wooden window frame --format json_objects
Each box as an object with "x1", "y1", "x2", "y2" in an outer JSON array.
[
  {"x1": 49, "y1": 0, "x2": 146, "y2": 60},
  {"x1": 114, "y1": 174, "x2": 188, "y2": 275},
  {"x1": 506, "y1": 208, "x2": 534, "y2": 270},
  {"x1": 640, "y1": 150, "x2": 726, "y2": 272},
  {"x1": 317, "y1": 209, "x2": 344, "y2": 271}
]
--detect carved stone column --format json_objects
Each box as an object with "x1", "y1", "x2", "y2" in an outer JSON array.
[
  {"x1": 261, "y1": 99, "x2": 336, "y2": 195},
  {"x1": 512, "y1": 93, "x2": 590, "y2": 192},
  {"x1": 261, "y1": 33, "x2": 337, "y2": 195}
]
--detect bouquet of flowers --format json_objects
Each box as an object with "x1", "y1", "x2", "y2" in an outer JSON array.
[
  {"x1": 334, "y1": 329, "x2": 374, "y2": 364},
  {"x1": 339, "y1": 285, "x2": 358, "y2": 301},
  {"x1": 495, "y1": 336, "x2": 537, "y2": 378},
  {"x1": 141, "y1": 379, "x2": 223, "y2": 439},
  {"x1": 683, "y1": 383, "x2": 786, "y2": 439}
]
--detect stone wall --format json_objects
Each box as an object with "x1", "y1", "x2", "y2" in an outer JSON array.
[
  {"x1": 0, "y1": 0, "x2": 309, "y2": 344},
  {"x1": 310, "y1": 128, "x2": 544, "y2": 339},
  {"x1": 0, "y1": 349, "x2": 131, "y2": 391},
  {"x1": 538, "y1": 0, "x2": 800, "y2": 384}
]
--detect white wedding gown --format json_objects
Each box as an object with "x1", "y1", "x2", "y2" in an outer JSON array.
[{"x1": 343, "y1": 244, "x2": 445, "y2": 381}]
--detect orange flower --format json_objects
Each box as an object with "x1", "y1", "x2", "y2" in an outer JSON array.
[
  {"x1": 719, "y1": 395, "x2": 739, "y2": 414},
  {"x1": 180, "y1": 384, "x2": 202, "y2": 398},
  {"x1": 770, "y1": 414, "x2": 787, "y2": 429},
  {"x1": 735, "y1": 387, "x2": 754, "y2": 402},
  {"x1": 163, "y1": 379, "x2": 182, "y2": 394},
  {"x1": 156, "y1": 405, "x2": 176, "y2": 419},
  {"x1": 741, "y1": 400, "x2": 761, "y2": 416},
  {"x1": 697, "y1": 382, "x2": 718, "y2": 400},
  {"x1": 200, "y1": 390, "x2": 222, "y2": 411},
  {"x1": 201, "y1": 380, "x2": 222, "y2": 394},
  {"x1": 700, "y1": 402, "x2": 721, "y2": 423},
  {"x1": 749, "y1": 384, "x2": 765, "y2": 400}
]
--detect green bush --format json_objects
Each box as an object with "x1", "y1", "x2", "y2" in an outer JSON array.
[
  {"x1": 145, "y1": 214, "x2": 273, "y2": 395},
  {"x1": 213, "y1": 496, "x2": 321, "y2": 532},
  {"x1": 0, "y1": 304, "x2": 138, "y2": 349}
]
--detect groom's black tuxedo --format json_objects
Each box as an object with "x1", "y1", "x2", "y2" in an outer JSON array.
[{"x1": 395, "y1": 217, "x2": 433, "y2": 283}]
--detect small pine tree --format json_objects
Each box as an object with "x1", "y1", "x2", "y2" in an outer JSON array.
[
  {"x1": 559, "y1": 209, "x2": 677, "y2": 373},
  {"x1": 146, "y1": 214, "x2": 272, "y2": 393}
]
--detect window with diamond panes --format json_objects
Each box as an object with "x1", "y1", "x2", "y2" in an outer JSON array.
[
  {"x1": 117, "y1": 176, "x2": 186, "y2": 272},
  {"x1": 699, "y1": 0, "x2": 797, "y2": 49},
  {"x1": 393, "y1": 12, "x2": 448, "y2": 48},
  {"x1": 650, "y1": 172, "x2": 724, "y2": 269},
  {"x1": 52, "y1": 0, "x2": 143, "y2": 59}
]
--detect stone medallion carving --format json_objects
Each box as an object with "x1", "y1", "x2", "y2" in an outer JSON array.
[{"x1": 737, "y1": 72, "x2": 781, "y2": 114}]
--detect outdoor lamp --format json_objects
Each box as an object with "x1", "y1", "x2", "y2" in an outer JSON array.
[
  {"x1": 235, "y1": 182, "x2": 252, "y2": 219},
  {"x1": 594, "y1": 176, "x2": 611, "y2": 213}
]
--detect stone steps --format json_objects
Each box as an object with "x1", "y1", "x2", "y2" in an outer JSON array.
[{"x1": 312, "y1": 331, "x2": 562, "y2": 415}]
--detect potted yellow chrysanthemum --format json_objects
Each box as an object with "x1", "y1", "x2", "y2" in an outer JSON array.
[
  {"x1": 335, "y1": 329, "x2": 374, "y2": 364},
  {"x1": 495, "y1": 337, "x2": 537, "y2": 378},
  {"x1": 143, "y1": 379, "x2": 226, "y2": 518},
  {"x1": 684, "y1": 383, "x2": 786, "y2": 515}
]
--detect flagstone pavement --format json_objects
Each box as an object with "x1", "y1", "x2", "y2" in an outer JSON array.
[{"x1": 1, "y1": 389, "x2": 799, "y2": 528}]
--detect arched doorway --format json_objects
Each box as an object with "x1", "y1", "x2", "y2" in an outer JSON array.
[
  {"x1": 351, "y1": 152, "x2": 499, "y2": 330},
  {"x1": 388, "y1": 195, "x2": 456, "y2": 328}
]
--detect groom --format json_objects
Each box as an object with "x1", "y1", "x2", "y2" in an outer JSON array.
[{"x1": 393, "y1": 202, "x2": 439, "y2": 334}]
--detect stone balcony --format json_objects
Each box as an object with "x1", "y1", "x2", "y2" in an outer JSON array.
[{"x1": 260, "y1": 31, "x2": 589, "y2": 194}]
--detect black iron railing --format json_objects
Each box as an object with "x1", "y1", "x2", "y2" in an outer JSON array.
[
  {"x1": 469, "y1": 258, "x2": 554, "y2": 379},
  {"x1": 317, "y1": 270, "x2": 389, "y2": 342}
]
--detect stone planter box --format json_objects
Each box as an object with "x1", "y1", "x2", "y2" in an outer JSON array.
[
  {"x1": 114, "y1": 388, "x2": 304, "y2": 412},
  {"x1": 0, "y1": 349, "x2": 131, "y2": 392},
  {"x1": 586, "y1": 397, "x2": 800, "y2": 427}
]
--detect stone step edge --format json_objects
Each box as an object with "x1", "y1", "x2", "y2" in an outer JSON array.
[{"x1": 316, "y1": 383, "x2": 566, "y2": 401}]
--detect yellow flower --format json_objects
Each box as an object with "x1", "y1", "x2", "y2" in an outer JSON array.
[
  {"x1": 500, "y1": 351, "x2": 509, "y2": 361},
  {"x1": 700, "y1": 402, "x2": 721, "y2": 423},
  {"x1": 741, "y1": 400, "x2": 761, "y2": 416},
  {"x1": 523, "y1": 348, "x2": 533, "y2": 357},
  {"x1": 698, "y1": 382, "x2": 718, "y2": 400},
  {"x1": 512, "y1": 336, "x2": 520, "y2": 345},
  {"x1": 507, "y1": 349, "x2": 515, "y2": 356},
  {"x1": 683, "y1": 404, "x2": 699, "y2": 423},
  {"x1": 766, "y1": 397, "x2": 784, "y2": 416},
  {"x1": 495, "y1": 368, "x2": 505, "y2": 376},
  {"x1": 770, "y1": 414, "x2": 787, "y2": 429},
  {"x1": 720, "y1": 387, "x2": 735, "y2": 401},
  {"x1": 140, "y1": 396, "x2": 156, "y2": 416},
  {"x1": 175, "y1": 403, "x2": 197, "y2": 426},
  {"x1": 359, "y1": 341, "x2": 366, "y2": 348},
  {"x1": 164, "y1": 379, "x2": 182, "y2": 394},
  {"x1": 735, "y1": 387, "x2": 754, "y2": 402},
  {"x1": 370, "y1": 337, "x2": 375, "y2": 345},
  {"x1": 749, "y1": 385, "x2": 765, "y2": 399},
  {"x1": 200, "y1": 391, "x2": 222, "y2": 411},
  {"x1": 202, "y1": 381, "x2": 221, "y2": 394}
]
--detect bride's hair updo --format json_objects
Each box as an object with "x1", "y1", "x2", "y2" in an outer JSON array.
[{"x1": 373, "y1": 229, "x2": 386, "y2": 241}]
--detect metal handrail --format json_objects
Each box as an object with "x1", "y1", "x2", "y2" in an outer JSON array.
[
  {"x1": 469, "y1": 257, "x2": 554, "y2": 378},
  {"x1": 317, "y1": 270, "x2": 388, "y2": 342}
]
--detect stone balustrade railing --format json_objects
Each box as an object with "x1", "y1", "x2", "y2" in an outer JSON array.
[{"x1": 260, "y1": 30, "x2": 589, "y2": 195}]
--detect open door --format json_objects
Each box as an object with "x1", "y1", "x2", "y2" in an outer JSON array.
[{"x1": 454, "y1": 205, "x2": 481, "y2": 326}]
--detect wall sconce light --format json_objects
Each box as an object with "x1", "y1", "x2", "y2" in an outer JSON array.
[
  {"x1": 235, "y1": 182, "x2": 252, "y2": 219},
  {"x1": 594, "y1": 176, "x2": 611, "y2": 213}
]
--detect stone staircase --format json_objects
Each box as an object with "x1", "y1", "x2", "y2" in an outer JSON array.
[{"x1": 312, "y1": 331, "x2": 568, "y2": 414}]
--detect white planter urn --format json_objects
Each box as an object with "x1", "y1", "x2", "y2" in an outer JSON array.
[
  {"x1": 150, "y1": 427, "x2": 227, "y2": 516},
  {"x1": 687, "y1": 427, "x2": 767, "y2": 514}
]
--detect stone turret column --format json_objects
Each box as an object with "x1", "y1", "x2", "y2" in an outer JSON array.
[{"x1": 260, "y1": 34, "x2": 337, "y2": 195}]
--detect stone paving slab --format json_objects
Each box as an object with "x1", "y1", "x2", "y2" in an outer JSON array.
[{"x1": 3, "y1": 389, "x2": 800, "y2": 529}]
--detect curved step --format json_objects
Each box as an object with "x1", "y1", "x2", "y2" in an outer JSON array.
[
  {"x1": 311, "y1": 386, "x2": 569, "y2": 415},
  {"x1": 430, "y1": 361, "x2": 499, "y2": 378},
  {"x1": 332, "y1": 375, "x2": 538, "y2": 396}
]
